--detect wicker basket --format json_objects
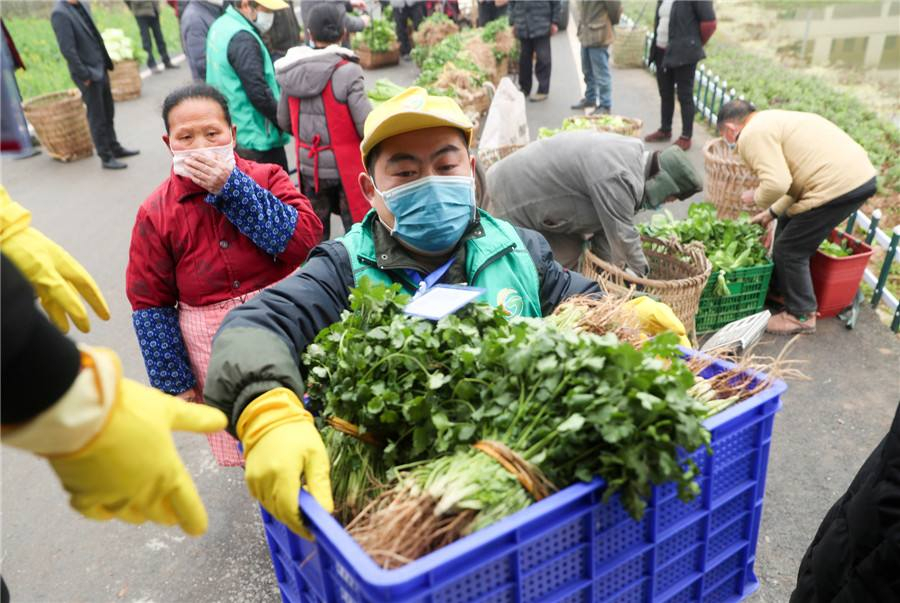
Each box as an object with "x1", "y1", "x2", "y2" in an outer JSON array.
[
  {"x1": 612, "y1": 25, "x2": 648, "y2": 68},
  {"x1": 109, "y1": 59, "x2": 142, "y2": 101},
  {"x1": 356, "y1": 42, "x2": 401, "y2": 69},
  {"x1": 562, "y1": 114, "x2": 642, "y2": 138},
  {"x1": 581, "y1": 236, "x2": 712, "y2": 340},
  {"x1": 22, "y1": 90, "x2": 93, "y2": 162},
  {"x1": 703, "y1": 137, "x2": 760, "y2": 220},
  {"x1": 477, "y1": 144, "x2": 525, "y2": 170}
]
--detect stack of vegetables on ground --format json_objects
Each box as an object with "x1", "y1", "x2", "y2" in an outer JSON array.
[
  {"x1": 639, "y1": 203, "x2": 770, "y2": 297},
  {"x1": 304, "y1": 280, "x2": 715, "y2": 568}
]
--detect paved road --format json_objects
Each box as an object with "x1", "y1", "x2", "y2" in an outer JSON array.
[{"x1": 2, "y1": 26, "x2": 898, "y2": 603}]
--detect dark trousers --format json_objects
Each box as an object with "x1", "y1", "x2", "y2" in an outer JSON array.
[
  {"x1": 394, "y1": 2, "x2": 426, "y2": 55},
  {"x1": 301, "y1": 177, "x2": 352, "y2": 241},
  {"x1": 771, "y1": 177, "x2": 876, "y2": 316},
  {"x1": 477, "y1": 1, "x2": 508, "y2": 26},
  {"x1": 236, "y1": 146, "x2": 289, "y2": 172},
  {"x1": 76, "y1": 75, "x2": 120, "y2": 161},
  {"x1": 655, "y1": 54, "x2": 696, "y2": 138},
  {"x1": 135, "y1": 15, "x2": 170, "y2": 67},
  {"x1": 518, "y1": 35, "x2": 551, "y2": 95}
]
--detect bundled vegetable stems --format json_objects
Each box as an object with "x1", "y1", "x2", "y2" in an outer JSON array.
[{"x1": 304, "y1": 281, "x2": 711, "y2": 569}]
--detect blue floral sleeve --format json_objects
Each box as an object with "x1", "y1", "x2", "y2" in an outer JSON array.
[
  {"x1": 132, "y1": 307, "x2": 196, "y2": 394},
  {"x1": 205, "y1": 168, "x2": 299, "y2": 256}
]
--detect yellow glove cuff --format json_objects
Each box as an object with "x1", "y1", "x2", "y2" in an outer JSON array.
[
  {"x1": 2, "y1": 346, "x2": 120, "y2": 456},
  {"x1": 237, "y1": 388, "x2": 314, "y2": 456},
  {"x1": 0, "y1": 188, "x2": 32, "y2": 244}
]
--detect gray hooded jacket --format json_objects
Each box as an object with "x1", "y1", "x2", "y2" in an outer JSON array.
[
  {"x1": 275, "y1": 46, "x2": 371, "y2": 183},
  {"x1": 486, "y1": 130, "x2": 650, "y2": 275}
]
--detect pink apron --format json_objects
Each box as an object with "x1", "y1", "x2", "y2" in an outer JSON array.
[{"x1": 178, "y1": 287, "x2": 267, "y2": 467}]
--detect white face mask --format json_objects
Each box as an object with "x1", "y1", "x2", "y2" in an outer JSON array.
[
  {"x1": 171, "y1": 143, "x2": 235, "y2": 177},
  {"x1": 254, "y1": 10, "x2": 275, "y2": 33}
]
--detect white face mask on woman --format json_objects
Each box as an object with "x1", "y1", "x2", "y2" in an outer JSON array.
[
  {"x1": 171, "y1": 143, "x2": 235, "y2": 177},
  {"x1": 254, "y1": 10, "x2": 275, "y2": 34}
]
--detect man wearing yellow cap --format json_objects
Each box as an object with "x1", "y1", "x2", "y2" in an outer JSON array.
[
  {"x1": 206, "y1": 0, "x2": 292, "y2": 171},
  {"x1": 202, "y1": 87, "x2": 607, "y2": 536}
]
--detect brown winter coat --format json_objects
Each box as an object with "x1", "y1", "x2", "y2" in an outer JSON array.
[{"x1": 576, "y1": 0, "x2": 621, "y2": 48}]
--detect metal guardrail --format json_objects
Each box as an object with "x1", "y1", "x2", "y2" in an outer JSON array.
[
  {"x1": 845, "y1": 210, "x2": 900, "y2": 333},
  {"x1": 635, "y1": 21, "x2": 899, "y2": 332}
]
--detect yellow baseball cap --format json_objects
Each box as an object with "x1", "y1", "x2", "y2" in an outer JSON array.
[
  {"x1": 360, "y1": 87, "x2": 474, "y2": 164},
  {"x1": 255, "y1": 0, "x2": 289, "y2": 10}
]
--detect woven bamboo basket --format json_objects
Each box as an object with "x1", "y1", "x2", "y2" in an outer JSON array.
[
  {"x1": 109, "y1": 59, "x2": 142, "y2": 101},
  {"x1": 581, "y1": 236, "x2": 712, "y2": 340},
  {"x1": 22, "y1": 90, "x2": 93, "y2": 162},
  {"x1": 703, "y1": 137, "x2": 760, "y2": 220},
  {"x1": 562, "y1": 114, "x2": 642, "y2": 138},
  {"x1": 356, "y1": 42, "x2": 401, "y2": 69},
  {"x1": 477, "y1": 144, "x2": 525, "y2": 170},
  {"x1": 612, "y1": 25, "x2": 648, "y2": 68}
]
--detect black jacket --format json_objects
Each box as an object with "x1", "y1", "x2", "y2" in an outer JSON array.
[
  {"x1": 649, "y1": 0, "x2": 714, "y2": 70},
  {"x1": 228, "y1": 30, "x2": 280, "y2": 128},
  {"x1": 1, "y1": 254, "x2": 81, "y2": 425},
  {"x1": 51, "y1": 0, "x2": 113, "y2": 84},
  {"x1": 204, "y1": 221, "x2": 601, "y2": 431},
  {"x1": 791, "y1": 401, "x2": 900, "y2": 602},
  {"x1": 509, "y1": 0, "x2": 561, "y2": 40}
]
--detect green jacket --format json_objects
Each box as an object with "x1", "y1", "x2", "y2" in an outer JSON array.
[
  {"x1": 576, "y1": 0, "x2": 621, "y2": 47},
  {"x1": 341, "y1": 210, "x2": 543, "y2": 318},
  {"x1": 205, "y1": 7, "x2": 289, "y2": 151}
]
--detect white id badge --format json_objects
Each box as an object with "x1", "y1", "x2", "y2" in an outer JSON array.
[{"x1": 404, "y1": 285, "x2": 486, "y2": 321}]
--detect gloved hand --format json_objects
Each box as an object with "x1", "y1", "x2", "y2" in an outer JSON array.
[
  {"x1": 45, "y1": 349, "x2": 228, "y2": 536},
  {"x1": 238, "y1": 388, "x2": 333, "y2": 539},
  {"x1": 624, "y1": 296, "x2": 692, "y2": 348},
  {"x1": 0, "y1": 189, "x2": 110, "y2": 333}
]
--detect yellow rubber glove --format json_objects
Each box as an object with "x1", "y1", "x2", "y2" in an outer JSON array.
[
  {"x1": 238, "y1": 388, "x2": 333, "y2": 539},
  {"x1": 624, "y1": 296, "x2": 692, "y2": 348},
  {"x1": 0, "y1": 188, "x2": 110, "y2": 333},
  {"x1": 46, "y1": 349, "x2": 228, "y2": 536}
]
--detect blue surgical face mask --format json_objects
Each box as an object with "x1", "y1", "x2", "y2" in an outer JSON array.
[
  {"x1": 375, "y1": 175, "x2": 476, "y2": 254},
  {"x1": 725, "y1": 139, "x2": 737, "y2": 152}
]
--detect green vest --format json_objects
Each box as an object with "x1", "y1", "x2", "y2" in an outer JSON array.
[
  {"x1": 340, "y1": 210, "x2": 543, "y2": 318},
  {"x1": 205, "y1": 7, "x2": 289, "y2": 152}
]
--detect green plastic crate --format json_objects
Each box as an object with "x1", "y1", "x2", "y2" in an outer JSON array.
[{"x1": 696, "y1": 262, "x2": 774, "y2": 333}]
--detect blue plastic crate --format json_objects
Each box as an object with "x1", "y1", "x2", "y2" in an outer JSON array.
[{"x1": 259, "y1": 355, "x2": 785, "y2": 603}]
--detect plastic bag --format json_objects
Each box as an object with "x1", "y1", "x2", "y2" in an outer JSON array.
[{"x1": 479, "y1": 77, "x2": 529, "y2": 150}]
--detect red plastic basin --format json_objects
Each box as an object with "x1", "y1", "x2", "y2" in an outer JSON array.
[{"x1": 810, "y1": 229, "x2": 874, "y2": 317}]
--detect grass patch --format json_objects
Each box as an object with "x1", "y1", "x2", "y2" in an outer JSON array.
[{"x1": 7, "y1": 4, "x2": 182, "y2": 100}]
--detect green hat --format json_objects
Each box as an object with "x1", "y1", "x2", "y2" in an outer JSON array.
[{"x1": 643, "y1": 147, "x2": 703, "y2": 209}]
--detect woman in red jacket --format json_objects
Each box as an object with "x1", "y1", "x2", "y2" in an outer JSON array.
[{"x1": 126, "y1": 84, "x2": 322, "y2": 466}]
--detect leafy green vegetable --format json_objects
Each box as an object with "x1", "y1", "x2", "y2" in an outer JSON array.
[
  {"x1": 367, "y1": 79, "x2": 406, "y2": 107},
  {"x1": 414, "y1": 34, "x2": 487, "y2": 89},
  {"x1": 304, "y1": 279, "x2": 711, "y2": 523},
  {"x1": 351, "y1": 12, "x2": 397, "y2": 53},
  {"x1": 639, "y1": 203, "x2": 769, "y2": 295},
  {"x1": 539, "y1": 115, "x2": 631, "y2": 139},
  {"x1": 819, "y1": 238, "x2": 853, "y2": 258}
]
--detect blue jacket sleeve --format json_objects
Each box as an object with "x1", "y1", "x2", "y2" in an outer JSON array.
[
  {"x1": 205, "y1": 168, "x2": 300, "y2": 256},
  {"x1": 132, "y1": 307, "x2": 196, "y2": 394}
]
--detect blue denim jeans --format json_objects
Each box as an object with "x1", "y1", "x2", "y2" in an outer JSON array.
[{"x1": 581, "y1": 46, "x2": 611, "y2": 109}]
